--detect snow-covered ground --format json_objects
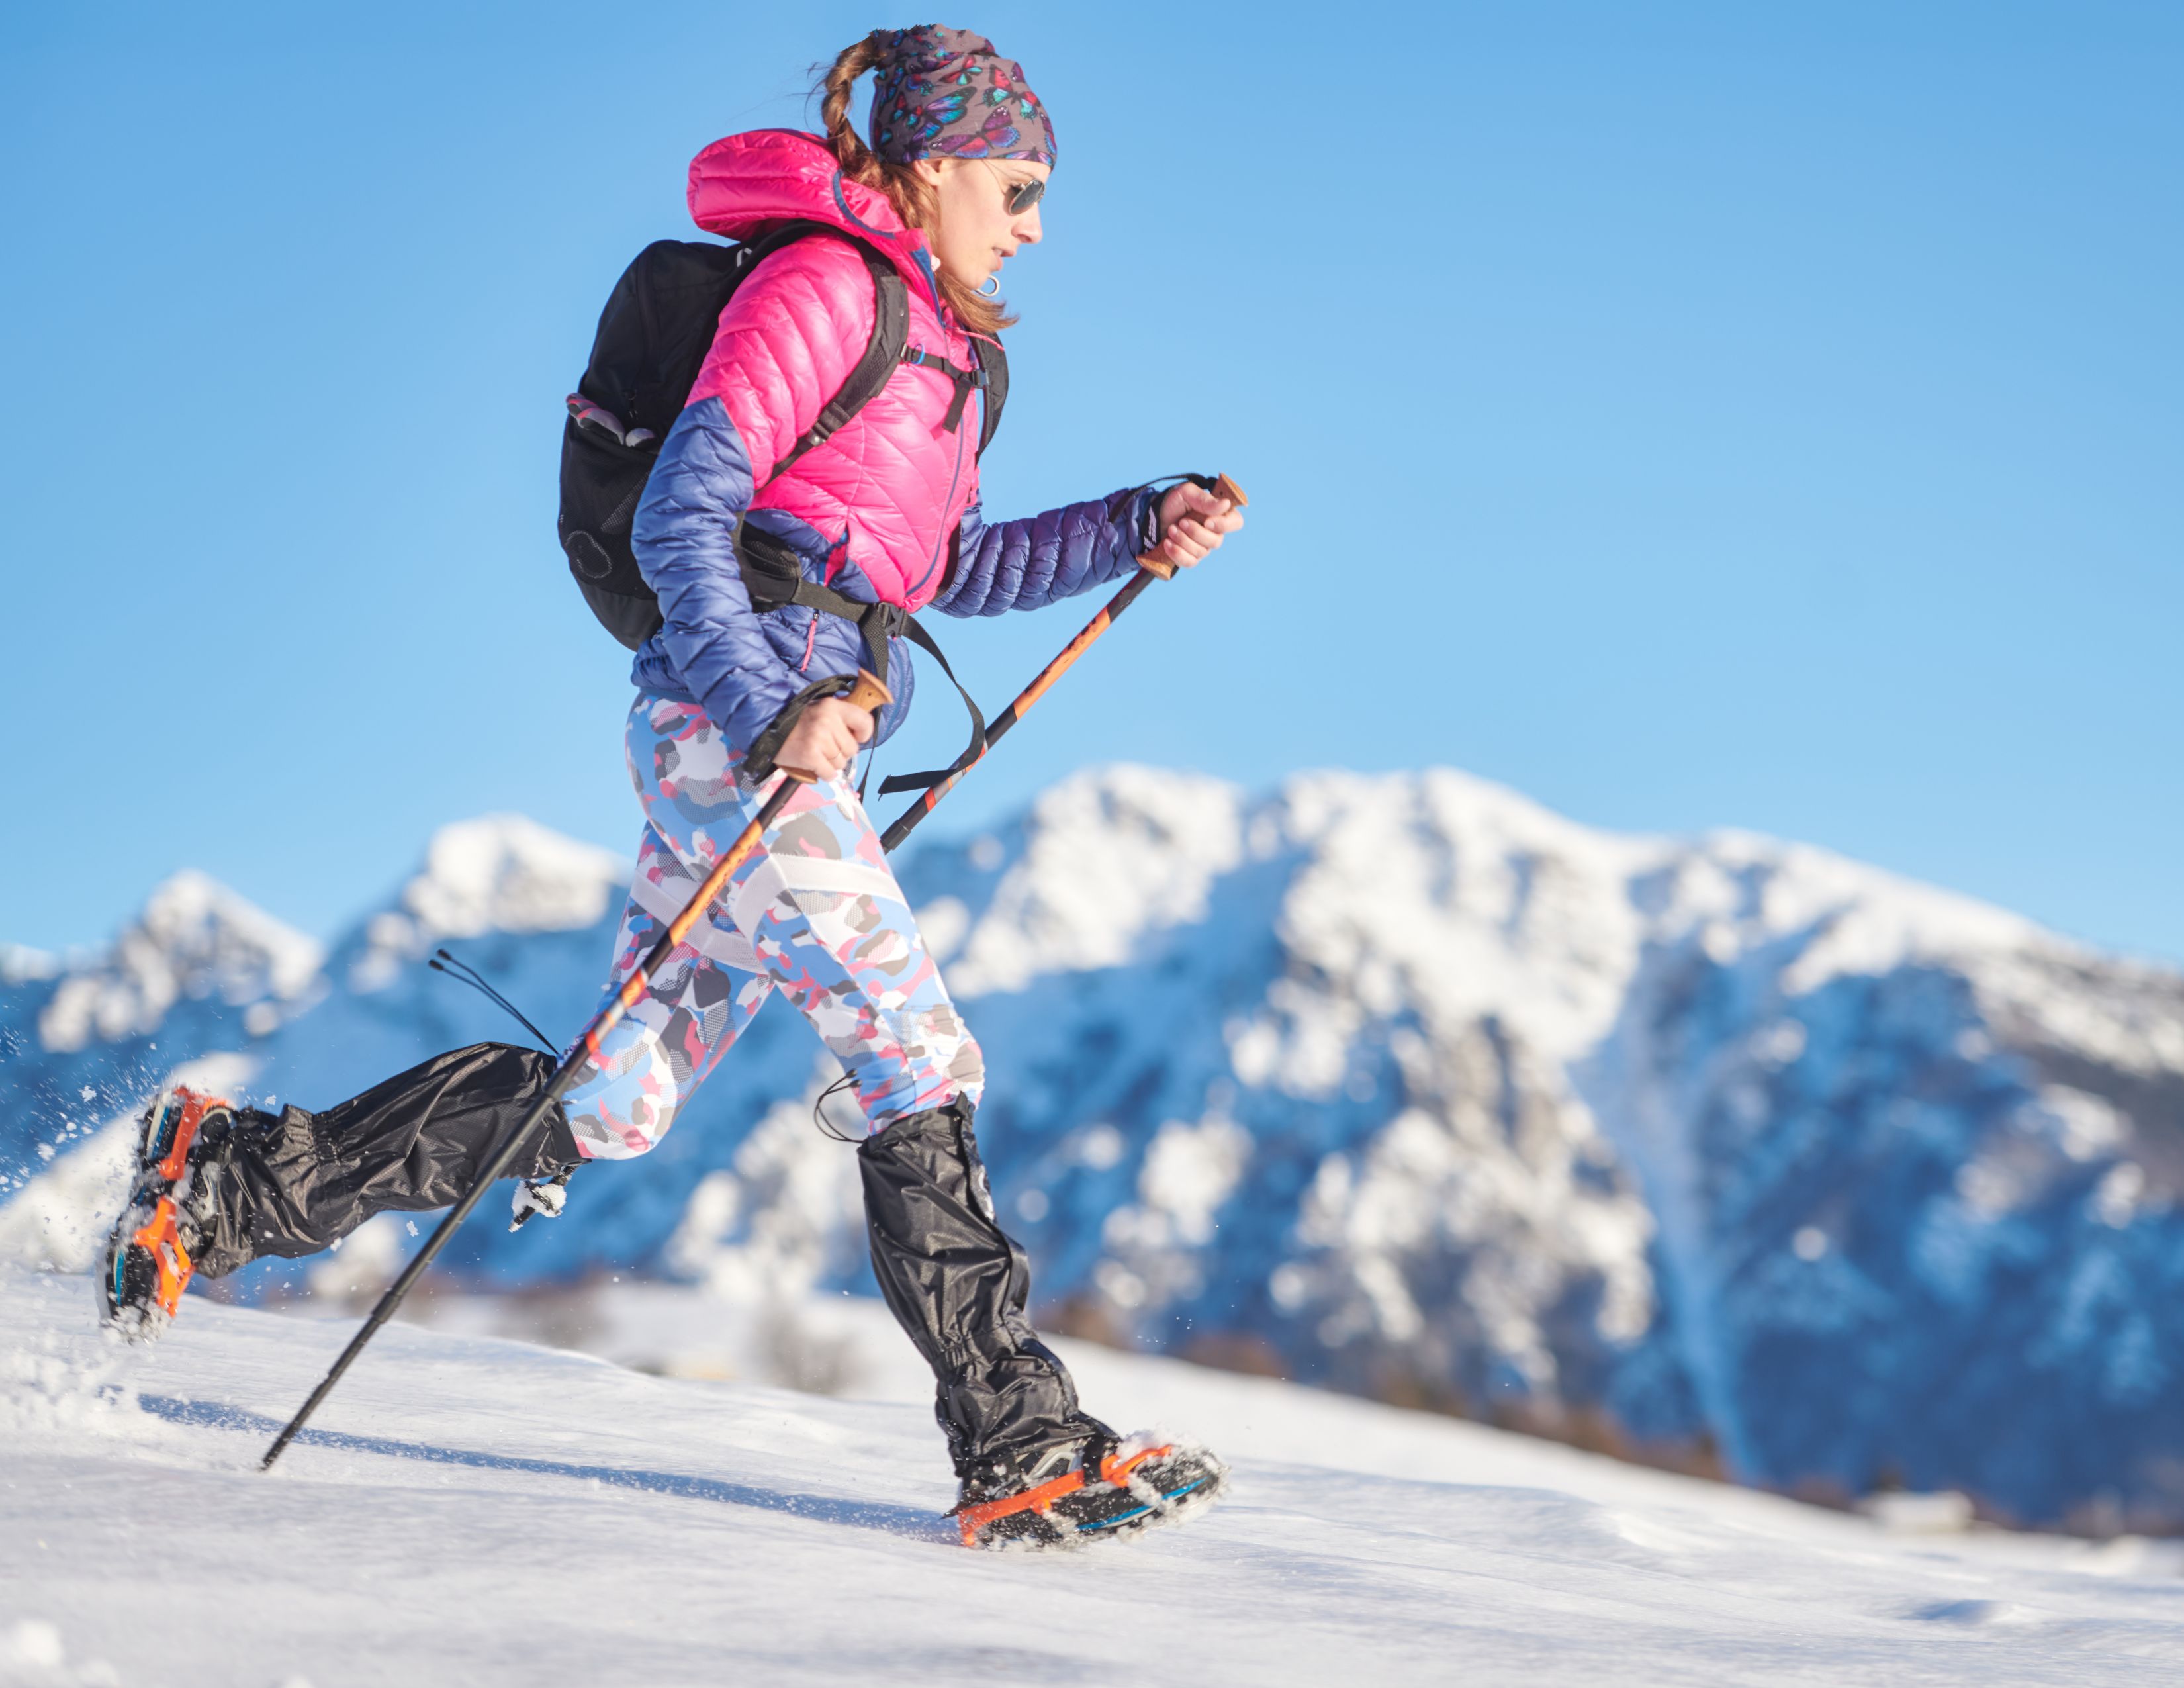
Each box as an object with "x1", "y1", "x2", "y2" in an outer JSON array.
[{"x1": 7, "y1": 1266, "x2": 2184, "y2": 1687}]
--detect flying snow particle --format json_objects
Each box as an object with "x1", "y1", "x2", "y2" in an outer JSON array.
[
  {"x1": 0, "y1": 1622, "x2": 66, "y2": 1671},
  {"x1": 1793, "y1": 1227, "x2": 1829, "y2": 1261}
]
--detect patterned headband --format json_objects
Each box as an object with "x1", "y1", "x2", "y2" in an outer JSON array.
[{"x1": 866, "y1": 24, "x2": 1057, "y2": 167}]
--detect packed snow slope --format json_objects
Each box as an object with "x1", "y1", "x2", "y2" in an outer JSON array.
[
  {"x1": 5, "y1": 767, "x2": 2183, "y2": 1532},
  {"x1": 8, "y1": 1269, "x2": 2184, "y2": 1688}
]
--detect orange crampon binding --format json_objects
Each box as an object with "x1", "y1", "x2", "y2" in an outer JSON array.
[
  {"x1": 101, "y1": 1087, "x2": 227, "y2": 1336},
  {"x1": 953, "y1": 1442, "x2": 1167, "y2": 1548},
  {"x1": 952, "y1": 1440, "x2": 1225, "y2": 1549}
]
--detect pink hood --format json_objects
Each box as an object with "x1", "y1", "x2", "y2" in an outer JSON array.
[{"x1": 680, "y1": 130, "x2": 985, "y2": 610}]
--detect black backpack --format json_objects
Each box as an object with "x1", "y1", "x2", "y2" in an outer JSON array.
[{"x1": 557, "y1": 222, "x2": 1007, "y2": 653}]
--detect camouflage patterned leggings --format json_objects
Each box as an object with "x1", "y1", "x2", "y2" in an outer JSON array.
[{"x1": 559, "y1": 693, "x2": 984, "y2": 1160}]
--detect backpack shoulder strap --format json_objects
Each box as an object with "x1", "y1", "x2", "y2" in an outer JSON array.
[
  {"x1": 971, "y1": 337, "x2": 1007, "y2": 458},
  {"x1": 754, "y1": 231, "x2": 910, "y2": 485}
]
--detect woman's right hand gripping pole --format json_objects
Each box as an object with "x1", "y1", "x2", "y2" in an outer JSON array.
[
  {"x1": 777, "y1": 694, "x2": 878, "y2": 782},
  {"x1": 776, "y1": 669, "x2": 892, "y2": 782}
]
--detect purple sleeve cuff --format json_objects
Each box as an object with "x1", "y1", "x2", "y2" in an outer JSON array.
[{"x1": 931, "y1": 484, "x2": 1158, "y2": 618}]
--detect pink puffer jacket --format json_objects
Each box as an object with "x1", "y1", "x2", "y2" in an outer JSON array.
[
  {"x1": 685, "y1": 128, "x2": 981, "y2": 609},
  {"x1": 627, "y1": 130, "x2": 1158, "y2": 757}
]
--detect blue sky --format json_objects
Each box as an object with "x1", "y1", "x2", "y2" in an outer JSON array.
[{"x1": 3, "y1": 1, "x2": 2178, "y2": 962}]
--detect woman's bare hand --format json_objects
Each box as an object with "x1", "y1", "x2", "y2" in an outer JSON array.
[
  {"x1": 776, "y1": 696, "x2": 874, "y2": 780},
  {"x1": 1154, "y1": 481, "x2": 1246, "y2": 569}
]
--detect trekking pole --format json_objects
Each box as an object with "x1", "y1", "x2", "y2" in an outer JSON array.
[
  {"x1": 878, "y1": 473, "x2": 1246, "y2": 853},
  {"x1": 259, "y1": 671, "x2": 892, "y2": 1472}
]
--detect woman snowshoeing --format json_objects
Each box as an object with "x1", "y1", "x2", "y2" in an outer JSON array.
[{"x1": 99, "y1": 26, "x2": 1244, "y2": 1548}]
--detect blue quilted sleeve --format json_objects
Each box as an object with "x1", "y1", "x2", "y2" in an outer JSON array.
[
  {"x1": 929, "y1": 485, "x2": 1164, "y2": 618},
  {"x1": 630, "y1": 395, "x2": 799, "y2": 750}
]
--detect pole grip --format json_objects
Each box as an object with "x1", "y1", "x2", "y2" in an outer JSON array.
[
  {"x1": 777, "y1": 669, "x2": 893, "y2": 783},
  {"x1": 1137, "y1": 473, "x2": 1249, "y2": 579},
  {"x1": 840, "y1": 667, "x2": 893, "y2": 714}
]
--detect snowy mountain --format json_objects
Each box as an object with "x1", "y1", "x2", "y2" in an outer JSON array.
[{"x1": 5, "y1": 768, "x2": 2182, "y2": 1533}]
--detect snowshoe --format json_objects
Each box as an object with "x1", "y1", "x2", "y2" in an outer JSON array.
[
  {"x1": 98, "y1": 1086, "x2": 235, "y2": 1339},
  {"x1": 952, "y1": 1433, "x2": 1227, "y2": 1550}
]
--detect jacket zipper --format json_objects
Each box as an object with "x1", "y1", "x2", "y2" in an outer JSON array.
[
  {"x1": 907, "y1": 244, "x2": 967, "y2": 600},
  {"x1": 915, "y1": 322, "x2": 973, "y2": 604}
]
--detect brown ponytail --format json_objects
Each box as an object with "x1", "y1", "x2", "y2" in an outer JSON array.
[
  {"x1": 812, "y1": 37, "x2": 1015, "y2": 338},
  {"x1": 817, "y1": 32, "x2": 886, "y2": 179}
]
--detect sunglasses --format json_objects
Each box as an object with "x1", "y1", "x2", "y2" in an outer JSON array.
[{"x1": 1001, "y1": 175, "x2": 1046, "y2": 214}]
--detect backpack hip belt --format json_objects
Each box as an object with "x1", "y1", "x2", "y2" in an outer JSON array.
[{"x1": 733, "y1": 520, "x2": 985, "y2": 790}]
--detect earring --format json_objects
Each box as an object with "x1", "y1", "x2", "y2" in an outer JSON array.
[{"x1": 977, "y1": 275, "x2": 1001, "y2": 297}]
